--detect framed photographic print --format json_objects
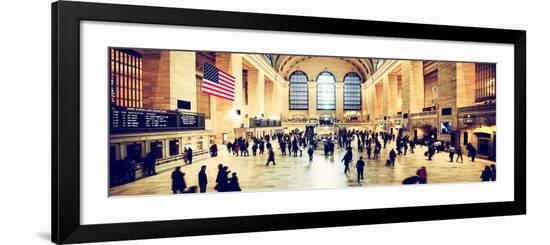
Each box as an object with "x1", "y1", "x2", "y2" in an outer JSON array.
[{"x1": 52, "y1": 1, "x2": 526, "y2": 244}]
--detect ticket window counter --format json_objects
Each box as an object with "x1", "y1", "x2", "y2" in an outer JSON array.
[
  {"x1": 169, "y1": 139, "x2": 179, "y2": 156},
  {"x1": 150, "y1": 141, "x2": 163, "y2": 159},
  {"x1": 110, "y1": 146, "x2": 117, "y2": 163},
  {"x1": 126, "y1": 143, "x2": 142, "y2": 162}
]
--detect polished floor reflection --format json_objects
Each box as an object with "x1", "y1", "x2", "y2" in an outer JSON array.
[{"x1": 109, "y1": 142, "x2": 496, "y2": 196}]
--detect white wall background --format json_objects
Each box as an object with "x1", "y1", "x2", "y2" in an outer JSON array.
[{"x1": 0, "y1": 0, "x2": 547, "y2": 244}]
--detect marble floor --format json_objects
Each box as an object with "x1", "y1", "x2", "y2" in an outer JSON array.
[{"x1": 109, "y1": 142, "x2": 496, "y2": 196}]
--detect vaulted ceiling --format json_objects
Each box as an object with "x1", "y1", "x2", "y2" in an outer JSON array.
[{"x1": 265, "y1": 54, "x2": 382, "y2": 82}]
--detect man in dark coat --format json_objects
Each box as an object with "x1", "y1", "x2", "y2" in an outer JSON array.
[
  {"x1": 356, "y1": 156, "x2": 366, "y2": 183},
  {"x1": 198, "y1": 165, "x2": 208, "y2": 193},
  {"x1": 389, "y1": 149, "x2": 397, "y2": 166},
  {"x1": 171, "y1": 167, "x2": 186, "y2": 194},
  {"x1": 341, "y1": 147, "x2": 353, "y2": 174},
  {"x1": 227, "y1": 172, "x2": 242, "y2": 192},
  {"x1": 186, "y1": 147, "x2": 193, "y2": 164},
  {"x1": 266, "y1": 149, "x2": 276, "y2": 166}
]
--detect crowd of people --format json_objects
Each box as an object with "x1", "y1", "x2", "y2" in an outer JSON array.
[
  {"x1": 116, "y1": 127, "x2": 496, "y2": 191},
  {"x1": 170, "y1": 163, "x2": 242, "y2": 194}
]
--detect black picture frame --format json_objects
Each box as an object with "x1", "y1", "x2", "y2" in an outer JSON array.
[{"x1": 52, "y1": 1, "x2": 526, "y2": 244}]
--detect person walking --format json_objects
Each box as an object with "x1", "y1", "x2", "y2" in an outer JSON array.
[
  {"x1": 171, "y1": 167, "x2": 186, "y2": 194},
  {"x1": 449, "y1": 145, "x2": 455, "y2": 162},
  {"x1": 198, "y1": 165, "x2": 208, "y2": 193},
  {"x1": 307, "y1": 146, "x2": 314, "y2": 162},
  {"x1": 456, "y1": 147, "x2": 464, "y2": 163},
  {"x1": 356, "y1": 156, "x2": 366, "y2": 183},
  {"x1": 266, "y1": 149, "x2": 276, "y2": 166},
  {"x1": 342, "y1": 147, "x2": 353, "y2": 174}
]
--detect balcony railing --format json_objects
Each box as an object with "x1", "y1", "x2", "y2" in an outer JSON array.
[
  {"x1": 249, "y1": 118, "x2": 282, "y2": 128},
  {"x1": 409, "y1": 110, "x2": 437, "y2": 119},
  {"x1": 458, "y1": 103, "x2": 496, "y2": 114}
]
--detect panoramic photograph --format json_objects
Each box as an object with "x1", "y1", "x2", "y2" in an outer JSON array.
[{"x1": 108, "y1": 48, "x2": 497, "y2": 196}]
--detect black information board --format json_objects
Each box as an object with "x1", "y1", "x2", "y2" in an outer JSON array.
[{"x1": 110, "y1": 106, "x2": 205, "y2": 134}]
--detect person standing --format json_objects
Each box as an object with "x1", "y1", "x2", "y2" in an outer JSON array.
[
  {"x1": 259, "y1": 140, "x2": 265, "y2": 155},
  {"x1": 171, "y1": 167, "x2": 186, "y2": 194},
  {"x1": 227, "y1": 172, "x2": 242, "y2": 192},
  {"x1": 470, "y1": 147, "x2": 477, "y2": 162},
  {"x1": 252, "y1": 142, "x2": 258, "y2": 156},
  {"x1": 427, "y1": 144, "x2": 435, "y2": 161},
  {"x1": 366, "y1": 144, "x2": 372, "y2": 159},
  {"x1": 198, "y1": 165, "x2": 208, "y2": 193},
  {"x1": 389, "y1": 149, "x2": 397, "y2": 167},
  {"x1": 215, "y1": 164, "x2": 225, "y2": 191},
  {"x1": 417, "y1": 166, "x2": 428, "y2": 184},
  {"x1": 226, "y1": 141, "x2": 232, "y2": 154},
  {"x1": 356, "y1": 156, "x2": 366, "y2": 183},
  {"x1": 490, "y1": 164, "x2": 496, "y2": 181},
  {"x1": 266, "y1": 149, "x2": 276, "y2": 166},
  {"x1": 186, "y1": 147, "x2": 193, "y2": 165},
  {"x1": 409, "y1": 140, "x2": 415, "y2": 154},
  {"x1": 480, "y1": 166, "x2": 492, "y2": 181},
  {"x1": 449, "y1": 146, "x2": 455, "y2": 162},
  {"x1": 403, "y1": 139, "x2": 408, "y2": 156}
]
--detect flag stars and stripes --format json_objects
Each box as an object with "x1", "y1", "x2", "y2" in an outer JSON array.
[{"x1": 201, "y1": 62, "x2": 236, "y2": 101}]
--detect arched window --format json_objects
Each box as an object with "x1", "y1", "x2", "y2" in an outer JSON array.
[
  {"x1": 289, "y1": 71, "x2": 309, "y2": 110},
  {"x1": 343, "y1": 72, "x2": 362, "y2": 110},
  {"x1": 316, "y1": 71, "x2": 336, "y2": 110}
]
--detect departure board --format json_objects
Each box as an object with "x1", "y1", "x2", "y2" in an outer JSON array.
[{"x1": 110, "y1": 106, "x2": 205, "y2": 134}]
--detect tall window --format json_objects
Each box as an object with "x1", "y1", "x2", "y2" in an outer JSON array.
[
  {"x1": 475, "y1": 63, "x2": 496, "y2": 102},
  {"x1": 110, "y1": 48, "x2": 143, "y2": 108},
  {"x1": 343, "y1": 72, "x2": 362, "y2": 110},
  {"x1": 289, "y1": 71, "x2": 309, "y2": 110},
  {"x1": 317, "y1": 71, "x2": 336, "y2": 110}
]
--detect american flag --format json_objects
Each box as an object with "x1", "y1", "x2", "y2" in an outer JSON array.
[{"x1": 201, "y1": 62, "x2": 236, "y2": 101}]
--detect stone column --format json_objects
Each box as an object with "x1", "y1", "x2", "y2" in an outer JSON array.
[
  {"x1": 215, "y1": 53, "x2": 243, "y2": 141},
  {"x1": 456, "y1": 63, "x2": 476, "y2": 108},
  {"x1": 163, "y1": 139, "x2": 170, "y2": 158},
  {"x1": 382, "y1": 75, "x2": 390, "y2": 118},
  {"x1": 142, "y1": 50, "x2": 171, "y2": 110},
  {"x1": 335, "y1": 82, "x2": 344, "y2": 120},
  {"x1": 437, "y1": 61, "x2": 458, "y2": 143},
  {"x1": 264, "y1": 77, "x2": 274, "y2": 118},
  {"x1": 308, "y1": 80, "x2": 317, "y2": 119},
  {"x1": 386, "y1": 73, "x2": 398, "y2": 116},
  {"x1": 120, "y1": 143, "x2": 127, "y2": 160},
  {"x1": 144, "y1": 141, "x2": 151, "y2": 158},
  {"x1": 401, "y1": 60, "x2": 424, "y2": 114},
  {"x1": 361, "y1": 84, "x2": 369, "y2": 120},
  {"x1": 169, "y1": 51, "x2": 196, "y2": 110},
  {"x1": 247, "y1": 69, "x2": 265, "y2": 118}
]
